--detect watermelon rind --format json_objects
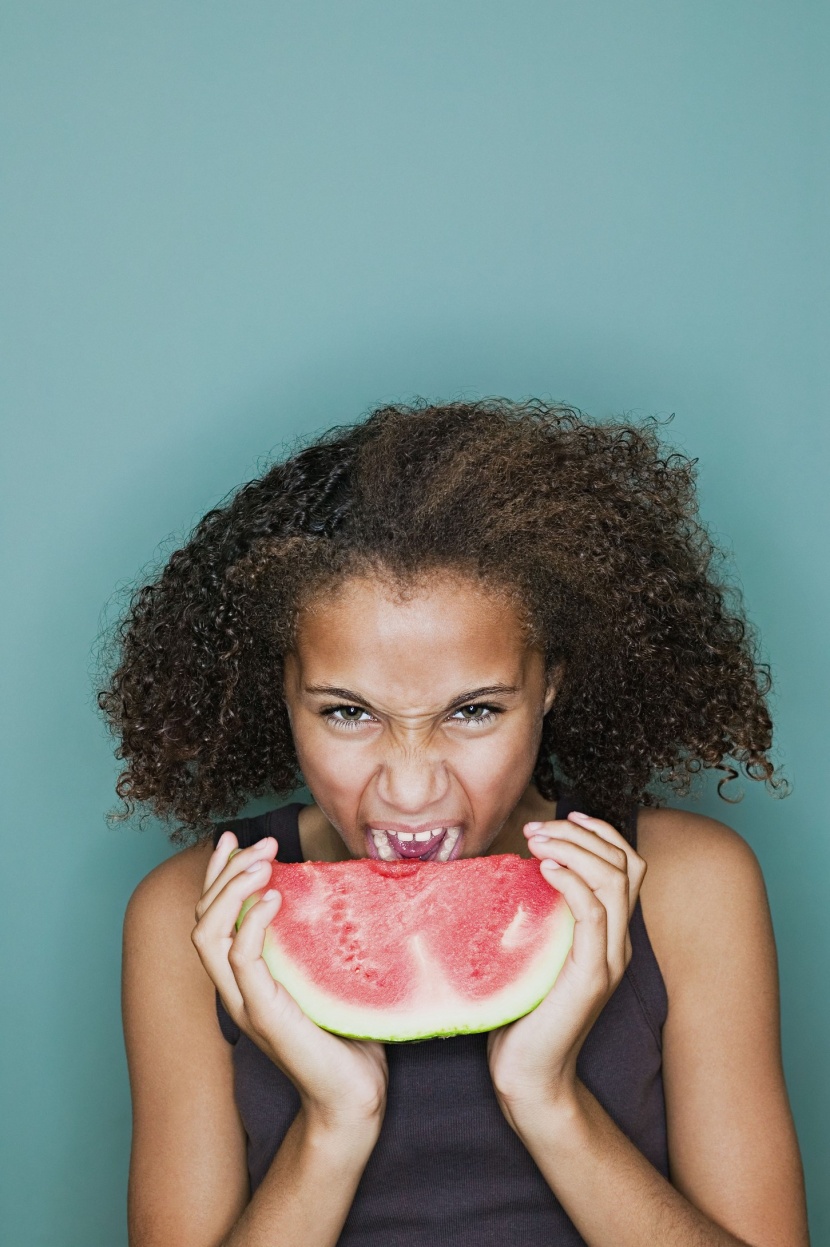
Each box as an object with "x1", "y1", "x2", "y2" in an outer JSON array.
[
  {"x1": 236, "y1": 858, "x2": 575, "y2": 1043},
  {"x1": 262, "y1": 910, "x2": 574, "y2": 1042}
]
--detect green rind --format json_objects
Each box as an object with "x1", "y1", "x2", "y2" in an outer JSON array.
[
  {"x1": 248, "y1": 900, "x2": 575, "y2": 1042},
  {"x1": 237, "y1": 892, "x2": 260, "y2": 926}
]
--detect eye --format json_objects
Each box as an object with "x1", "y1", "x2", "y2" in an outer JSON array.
[
  {"x1": 321, "y1": 705, "x2": 375, "y2": 730},
  {"x1": 449, "y1": 703, "x2": 503, "y2": 726}
]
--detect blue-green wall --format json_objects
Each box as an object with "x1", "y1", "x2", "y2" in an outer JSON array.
[{"x1": 2, "y1": 3, "x2": 827, "y2": 1243}]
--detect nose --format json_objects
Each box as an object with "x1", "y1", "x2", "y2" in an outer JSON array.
[{"x1": 374, "y1": 746, "x2": 451, "y2": 814}]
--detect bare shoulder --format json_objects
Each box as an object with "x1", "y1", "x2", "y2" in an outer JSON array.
[
  {"x1": 122, "y1": 840, "x2": 219, "y2": 1045},
  {"x1": 123, "y1": 839, "x2": 250, "y2": 1245},
  {"x1": 634, "y1": 805, "x2": 808, "y2": 1244},
  {"x1": 125, "y1": 838, "x2": 214, "y2": 933},
  {"x1": 635, "y1": 800, "x2": 762, "y2": 882},
  {"x1": 634, "y1": 803, "x2": 770, "y2": 990},
  {"x1": 122, "y1": 836, "x2": 222, "y2": 1059}
]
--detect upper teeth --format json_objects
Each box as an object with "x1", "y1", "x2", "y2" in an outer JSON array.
[{"x1": 369, "y1": 827, "x2": 460, "y2": 860}]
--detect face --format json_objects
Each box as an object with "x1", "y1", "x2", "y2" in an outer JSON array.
[{"x1": 282, "y1": 570, "x2": 558, "y2": 863}]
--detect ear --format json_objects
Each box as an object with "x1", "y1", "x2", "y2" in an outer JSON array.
[{"x1": 543, "y1": 662, "x2": 564, "y2": 715}]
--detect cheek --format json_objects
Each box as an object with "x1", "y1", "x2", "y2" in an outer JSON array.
[
  {"x1": 293, "y1": 719, "x2": 375, "y2": 794},
  {"x1": 443, "y1": 704, "x2": 540, "y2": 786},
  {"x1": 453, "y1": 726, "x2": 535, "y2": 789}
]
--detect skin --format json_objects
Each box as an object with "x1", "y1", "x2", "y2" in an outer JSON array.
[
  {"x1": 282, "y1": 570, "x2": 562, "y2": 863},
  {"x1": 122, "y1": 571, "x2": 810, "y2": 1247}
]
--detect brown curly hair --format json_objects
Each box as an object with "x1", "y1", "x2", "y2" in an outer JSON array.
[{"x1": 96, "y1": 399, "x2": 787, "y2": 842}]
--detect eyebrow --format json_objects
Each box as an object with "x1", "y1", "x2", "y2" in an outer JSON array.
[{"x1": 304, "y1": 683, "x2": 522, "y2": 711}]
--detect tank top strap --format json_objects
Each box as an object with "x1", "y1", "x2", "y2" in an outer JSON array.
[
  {"x1": 554, "y1": 790, "x2": 638, "y2": 847},
  {"x1": 211, "y1": 801, "x2": 307, "y2": 860}
]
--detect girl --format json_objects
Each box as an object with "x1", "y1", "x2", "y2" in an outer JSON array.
[{"x1": 102, "y1": 400, "x2": 809, "y2": 1246}]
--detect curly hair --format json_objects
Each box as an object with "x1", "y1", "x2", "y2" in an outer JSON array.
[{"x1": 96, "y1": 399, "x2": 787, "y2": 842}]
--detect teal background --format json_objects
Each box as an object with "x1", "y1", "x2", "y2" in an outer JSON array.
[{"x1": 1, "y1": 2, "x2": 827, "y2": 1243}]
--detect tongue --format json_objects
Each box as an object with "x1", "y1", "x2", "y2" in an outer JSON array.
[{"x1": 389, "y1": 831, "x2": 445, "y2": 859}]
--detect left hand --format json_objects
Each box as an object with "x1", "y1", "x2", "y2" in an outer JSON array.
[{"x1": 487, "y1": 810, "x2": 647, "y2": 1122}]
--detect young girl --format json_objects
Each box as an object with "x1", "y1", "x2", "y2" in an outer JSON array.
[{"x1": 102, "y1": 400, "x2": 809, "y2": 1246}]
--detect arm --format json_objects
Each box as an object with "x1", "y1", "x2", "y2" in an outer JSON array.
[
  {"x1": 123, "y1": 841, "x2": 383, "y2": 1247},
  {"x1": 218, "y1": 1112, "x2": 377, "y2": 1247},
  {"x1": 488, "y1": 810, "x2": 809, "y2": 1247}
]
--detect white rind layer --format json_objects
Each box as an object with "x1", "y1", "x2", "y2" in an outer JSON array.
[{"x1": 260, "y1": 906, "x2": 575, "y2": 1042}]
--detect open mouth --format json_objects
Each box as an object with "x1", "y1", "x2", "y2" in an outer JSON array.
[{"x1": 365, "y1": 826, "x2": 463, "y2": 863}]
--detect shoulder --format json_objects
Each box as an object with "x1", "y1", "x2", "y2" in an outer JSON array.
[
  {"x1": 632, "y1": 806, "x2": 809, "y2": 1243},
  {"x1": 124, "y1": 839, "x2": 214, "y2": 943},
  {"x1": 122, "y1": 841, "x2": 251, "y2": 1243},
  {"x1": 633, "y1": 803, "x2": 767, "y2": 997},
  {"x1": 635, "y1": 802, "x2": 768, "y2": 926},
  {"x1": 635, "y1": 801, "x2": 763, "y2": 892},
  {"x1": 122, "y1": 839, "x2": 219, "y2": 1047},
  {"x1": 122, "y1": 840, "x2": 218, "y2": 1020},
  {"x1": 634, "y1": 804, "x2": 771, "y2": 994}
]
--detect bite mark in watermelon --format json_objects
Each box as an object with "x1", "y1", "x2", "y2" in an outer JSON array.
[{"x1": 238, "y1": 854, "x2": 574, "y2": 1042}]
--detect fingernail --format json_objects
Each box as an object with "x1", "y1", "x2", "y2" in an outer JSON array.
[
  {"x1": 568, "y1": 810, "x2": 590, "y2": 822},
  {"x1": 524, "y1": 821, "x2": 544, "y2": 831},
  {"x1": 262, "y1": 889, "x2": 279, "y2": 901},
  {"x1": 541, "y1": 858, "x2": 562, "y2": 870},
  {"x1": 530, "y1": 833, "x2": 552, "y2": 843},
  {"x1": 246, "y1": 860, "x2": 269, "y2": 873}
]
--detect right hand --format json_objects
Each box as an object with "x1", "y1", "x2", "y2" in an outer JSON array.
[{"x1": 192, "y1": 831, "x2": 389, "y2": 1132}]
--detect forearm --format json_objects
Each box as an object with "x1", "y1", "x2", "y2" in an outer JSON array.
[
  {"x1": 221, "y1": 1109, "x2": 379, "y2": 1247},
  {"x1": 505, "y1": 1080, "x2": 752, "y2": 1247}
]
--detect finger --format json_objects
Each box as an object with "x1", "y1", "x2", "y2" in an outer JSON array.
[
  {"x1": 531, "y1": 839, "x2": 630, "y2": 981},
  {"x1": 528, "y1": 836, "x2": 627, "y2": 895},
  {"x1": 233, "y1": 886, "x2": 282, "y2": 959},
  {"x1": 192, "y1": 862, "x2": 277, "y2": 1019},
  {"x1": 193, "y1": 852, "x2": 271, "y2": 957},
  {"x1": 526, "y1": 813, "x2": 645, "y2": 918},
  {"x1": 190, "y1": 911, "x2": 246, "y2": 1019},
  {"x1": 229, "y1": 891, "x2": 301, "y2": 1036},
  {"x1": 203, "y1": 830, "x2": 239, "y2": 892},
  {"x1": 524, "y1": 818, "x2": 629, "y2": 874},
  {"x1": 539, "y1": 861, "x2": 609, "y2": 982},
  {"x1": 197, "y1": 836, "x2": 278, "y2": 920},
  {"x1": 565, "y1": 812, "x2": 646, "y2": 912},
  {"x1": 194, "y1": 937, "x2": 247, "y2": 1019}
]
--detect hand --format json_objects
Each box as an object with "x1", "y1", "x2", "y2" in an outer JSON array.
[
  {"x1": 191, "y1": 831, "x2": 388, "y2": 1133},
  {"x1": 487, "y1": 811, "x2": 646, "y2": 1124}
]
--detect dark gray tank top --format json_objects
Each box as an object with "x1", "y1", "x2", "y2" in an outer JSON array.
[{"x1": 212, "y1": 795, "x2": 668, "y2": 1246}]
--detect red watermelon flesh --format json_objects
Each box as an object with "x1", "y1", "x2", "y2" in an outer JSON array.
[{"x1": 238, "y1": 854, "x2": 574, "y2": 1041}]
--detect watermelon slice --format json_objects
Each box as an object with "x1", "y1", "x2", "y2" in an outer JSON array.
[{"x1": 238, "y1": 854, "x2": 574, "y2": 1042}]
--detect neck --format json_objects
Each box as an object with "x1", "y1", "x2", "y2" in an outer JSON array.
[{"x1": 488, "y1": 784, "x2": 558, "y2": 857}]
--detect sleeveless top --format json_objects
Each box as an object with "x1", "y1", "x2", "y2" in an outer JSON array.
[{"x1": 212, "y1": 795, "x2": 669, "y2": 1246}]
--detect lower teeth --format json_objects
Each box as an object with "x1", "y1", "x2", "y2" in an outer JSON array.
[
  {"x1": 372, "y1": 829, "x2": 460, "y2": 861},
  {"x1": 437, "y1": 831, "x2": 459, "y2": 861}
]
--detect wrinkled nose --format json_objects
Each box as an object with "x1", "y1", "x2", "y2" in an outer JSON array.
[{"x1": 375, "y1": 748, "x2": 450, "y2": 814}]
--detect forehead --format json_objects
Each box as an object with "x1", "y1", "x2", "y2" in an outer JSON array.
[{"x1": 292, "y1": 572, "x2": 536, "y2": 694}]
